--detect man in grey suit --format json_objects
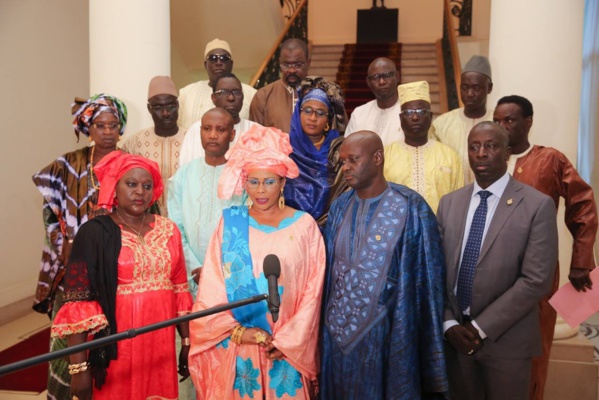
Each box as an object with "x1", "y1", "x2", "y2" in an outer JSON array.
[{"x1": 437, "y1": 121, "x2": 558, "y2": 400}]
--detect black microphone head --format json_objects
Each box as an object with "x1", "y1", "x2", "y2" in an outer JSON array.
[{"x1": 263, "y1": 254, "x2": 281, "y2": 278}]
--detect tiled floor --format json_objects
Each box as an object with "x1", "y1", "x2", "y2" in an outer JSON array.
[
  {"x1": 1, "y1": 311, "x2": 599, "y2": 399},
  {"x1": 0, "y1": 312, "x2": 49, "y2": 399},
  {"x1": 582, "y1": 312, "x2": 599, "y2": 361}
]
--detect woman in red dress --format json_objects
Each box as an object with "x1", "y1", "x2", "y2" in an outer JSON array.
[{"x1": 51, "y1": 151, "x2": 193, "y2": 400}]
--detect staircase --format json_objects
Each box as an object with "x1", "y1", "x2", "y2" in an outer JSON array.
[
  {"x1": 309, "y1": 45, "x2": 344, "y2": 82},
  {"x1": 400, "y1": 43, "x2": 441, "y2": 116}
]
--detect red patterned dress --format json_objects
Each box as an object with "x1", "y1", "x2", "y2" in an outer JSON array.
[{"x1": 52, "y1": 215, "x2": 192, "y2": 399}]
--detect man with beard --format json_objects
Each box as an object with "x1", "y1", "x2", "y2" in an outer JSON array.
[
  {"x1": 121, "y1": 76, "x2": 185, "y2": 216},
  {"x1": 384, "y1": 80, "x2": 463, "y2": 213},
  {"x1": 178, "y1": 39, "x2": 256, "y2": 129},
  {"x1": 250, "y1": 38, "x2": 311, "y2": 133},
  {"x1": 430, "y1": 55, "x2": 494, "y2": 184},
  {"x1": 494, "y1": 95, "x2": 597, "y2": 400},
  {"x1": 320, "y1": 131, "x2": 448, "y2": 399},
  {"x1": 179, "y1": 73, "x2": 259, "y2": 165},
  {"x1": 345, "y1": 57, "x2": 403, "y2": 146}
]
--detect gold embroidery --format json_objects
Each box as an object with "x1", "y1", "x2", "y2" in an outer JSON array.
[
  {"x1": 119, "y1": 216, "x2": 177, "y2": 295},
  {"x1": 173, "y1": 282, "x2": 190, "y2": 294},
  {"x1": 51, "y1": 314, "x2": 108, "y2": 338},
  {"x1": 117, "y1": 280, "x2": 173, "y2": 295}
]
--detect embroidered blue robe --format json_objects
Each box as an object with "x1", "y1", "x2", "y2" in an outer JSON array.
[{"x1": 320, "y1": 183, "x2": 448, "y2": 399}]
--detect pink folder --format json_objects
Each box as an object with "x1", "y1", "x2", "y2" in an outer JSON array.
[{"x1": 549, "y1": 268, "x2": 599, "y2": 328}]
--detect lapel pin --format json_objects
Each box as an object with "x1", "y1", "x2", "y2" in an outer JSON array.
[
  {"x1": 517, "y1": 167, "x2": 523, "y2": 174},
  {"x1": 507, "y1": 199, "x2": 513, "y2": 205}
]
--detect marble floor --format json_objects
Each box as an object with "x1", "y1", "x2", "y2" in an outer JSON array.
[
  {"x1": 581, "y1": 312, "x2": 599, "y2": 362},
  {"x1": 1, "y1": 311, "x2": 599, "y2": 399}
]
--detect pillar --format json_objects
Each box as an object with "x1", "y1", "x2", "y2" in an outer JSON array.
[
  {"x1": 89, "y1": 0, "x2": 171, "y2": 135},
  {"x1": 488, "y1": 0, "x2": 586, "y2": 339}
]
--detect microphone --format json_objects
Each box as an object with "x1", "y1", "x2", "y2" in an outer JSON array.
[{"x1": 263, "y1": 254, "x2": 281, "y2": 322}]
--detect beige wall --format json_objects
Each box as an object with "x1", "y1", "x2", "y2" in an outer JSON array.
[
  {"x1": 0, "y1": 0, "x2": 89, "y2": 310},
  {"x1": 309, "y1": 0, "x2": 443, "y2": 45},
  {"x1": 170, "y1": 0, "x2": 283, "y2": 89},
  {"x1": 457, "y1": 0, "x2": 491, "y2": 66}
]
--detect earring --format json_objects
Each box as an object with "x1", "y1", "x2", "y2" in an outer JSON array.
[
  {"x1": 247, "y1": 198, "x2": 253, "y2": 209},
  {"x1": 324, "y1": 122, "x2": 330, "y2": 132},
  {"x1": 89, "y1": 135, "x2": 93, "y2": 142},
  {"x1": 279, "y1": 188, "x2": 285, "y2": 210}
]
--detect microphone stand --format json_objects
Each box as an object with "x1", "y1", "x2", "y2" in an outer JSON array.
[{"x1": 0, "y1": 294, "x2": 267, "y2": 377}]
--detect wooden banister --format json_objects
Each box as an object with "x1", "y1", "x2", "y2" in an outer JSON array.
[
  {"x1": 444, "y1": 0, "x2": 463, "y2": 108},
  {"x1": 249, "y1": 0, "x2": 307, "y2": 87}
]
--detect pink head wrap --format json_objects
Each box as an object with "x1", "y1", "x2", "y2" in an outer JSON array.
[
  {"x1": 218, "y1": 125, "x2": 299, "y2": 199},
  {"x1": 93, "y1": 151, "x2": 164, "y2": 210}
]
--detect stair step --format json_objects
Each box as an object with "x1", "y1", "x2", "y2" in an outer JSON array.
[
  {"x1": 310, "y1": 66, "x2": 339, "y2": 73},
  {"x1": 401, "y1": 73, "x2": 439, "y2": 82},
  {"x1": 402, "y1": 44, "x2": 436, "y2": 52},
  {"x1": 401, "y1": 52, "x2": 437, "y2": 60},
  {"x1": 402, "y1": 66, "x2": 438, "y2": 75},
  {"x1": 310, "y1": 60, "x2": 341, "y2": 68},
  {"x1": 402, "y1": 58, "x2": 437, "y2": 67},
  {"x1": 311, "y1": 45, "x2": 344, "y2": 53},
  {"x1": 311, "y1": 55, "x2": 342, "y2": 62}
]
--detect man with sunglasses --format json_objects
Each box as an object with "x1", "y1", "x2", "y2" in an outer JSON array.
[
  {"x1": 384, "y1": 81, "x2": 463, "y2": 213},
  {"x1": 121, "y1": 76, "x2": 186, "y2": 217},
  {"x1": 250, "y1": 38, "x2": 311, "y2": 133},
  {"x1": 178, "y1": 38, "x2": 256, "y2": 130},
  {"x1": 345, "y1": 57, "x2": 403, "y2": 146},
  {"x1": 430, "y1": 55, "x2": 494, "y2": 185}
]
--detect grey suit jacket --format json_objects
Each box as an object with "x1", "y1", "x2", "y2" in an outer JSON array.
[{"x1": 437, "y1": 176, "x2": 558, "y2": 358}]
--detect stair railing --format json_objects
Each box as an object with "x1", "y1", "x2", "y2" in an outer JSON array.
[
  {"x1": 437, "y1": 0, "x2": 463, "y2": 112},
  {"x1": 249, "y1": 0, "x2": 308, "y2": 89}
]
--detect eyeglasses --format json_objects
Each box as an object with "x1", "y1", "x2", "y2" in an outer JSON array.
[
  {"x1": 148, "y1": 103, "x2": 178, "y2": 113},
  {"x1": 246, "y1": 178, "x2": 280, "y2": 190},
  {"x1": 206, "y1": 54, "x2": 232, "y2": 63},
  {"x1": 400, "y1": 109, "x2": 431, "y2": 118},
  {"x1": 279, "y1": 61, "x2": 306, "y2": 70},
  {"x1": 214, "y1": 89, "x2": 243, "y2": 98},
  {"x1": 300, "y1": 106, "x2": 328, "y2": 118},
  {"x1": 366, "y1": 71, "x2": 397, "y2": 82},
  {"x1": 91, "y1": 123, "x2": 121, "y2": 131}
]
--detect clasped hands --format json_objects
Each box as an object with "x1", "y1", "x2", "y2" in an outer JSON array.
[
  {"x1": 446, "y1": 322, "x2": 483, "y2": 356},
  {"x1": 237, "y1": 327, "x2": 284, "y2": 360}
]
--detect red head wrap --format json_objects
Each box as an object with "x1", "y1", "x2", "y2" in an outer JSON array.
[{"x1": 93, "y1": 151, "x2": 163, "y2": 210}]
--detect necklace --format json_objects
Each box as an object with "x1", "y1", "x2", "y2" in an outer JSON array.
[
  {"x1": 117, "y1": 210, "x2": 147, "y2": 245},
  {"x1": 314, "y1": 135, "x2": 326, "y2": 147},
  {"x1": 90, "y1": 146, "x2": 100, "y2": 190}
]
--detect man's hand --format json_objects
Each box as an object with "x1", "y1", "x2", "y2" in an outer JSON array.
[
  {"x1": 178, "y1": 345, "x2": 190, "y2": 381},
  {"x1": 446, "y1": 324, "x2": 482, "y2": 355},
  {"x1": 569, "y1": 268, "x2": 593, "y2": 292}
]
